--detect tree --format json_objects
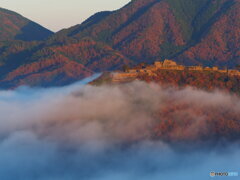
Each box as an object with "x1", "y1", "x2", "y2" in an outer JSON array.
[
  {"x1": 236, "y1": 64, "x2": 240, "y2": 71},
  {"x1": 122, "y1": 64, "x2": 130, "y2": 72}
]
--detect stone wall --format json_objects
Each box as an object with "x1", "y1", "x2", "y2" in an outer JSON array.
[{"x1": 118, "y1": 59, "x2": 240, "y2": 80}]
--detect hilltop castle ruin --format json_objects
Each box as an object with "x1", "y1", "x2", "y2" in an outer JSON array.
[{"x1": 112, "y1": 59, "x2": 240, "y2": 82}]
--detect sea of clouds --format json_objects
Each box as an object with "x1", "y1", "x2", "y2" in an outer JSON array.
[{"x1": 0, "y1": 75, "x2": 239, "y2": 180}]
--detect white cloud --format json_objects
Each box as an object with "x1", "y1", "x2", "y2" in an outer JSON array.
[{"x1": 0, "y1": 78, "x2": 239, "y2": 179}]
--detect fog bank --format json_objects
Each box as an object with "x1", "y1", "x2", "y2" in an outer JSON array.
[{"x1": 0, "y1": 78, "x2": 239, "y2": 180}]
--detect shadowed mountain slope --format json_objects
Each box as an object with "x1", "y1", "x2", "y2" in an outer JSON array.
[
  {"x1": 0, "y1": 0, "x2": 239, "y2": 88},
  {"x1": 52, "y1": 0, "x2": 239, "y2": 65},
  {"x1": 0, "y1": 7, "x2": 53, "y2": 41}
]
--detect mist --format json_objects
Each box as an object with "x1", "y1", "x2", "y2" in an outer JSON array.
[{"x1": 0, "y1": 76, "x2": 239, "y2": 180}]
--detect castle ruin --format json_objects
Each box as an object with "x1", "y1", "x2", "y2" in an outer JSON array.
[{"x1": 112, "y1": 59, "x2": 240, "y2": 82}]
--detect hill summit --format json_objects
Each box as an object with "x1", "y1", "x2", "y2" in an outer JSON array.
[{"x1": 0, "y1": 7, "x2": 53, "y2": 41}]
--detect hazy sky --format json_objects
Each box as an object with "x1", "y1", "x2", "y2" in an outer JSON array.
[{"x1": 0, "y1": 0, "x2": 130, "y2": 32}]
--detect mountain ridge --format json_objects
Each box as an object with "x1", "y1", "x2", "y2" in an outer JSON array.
[
  {"x1": 0, "y1": 0, "x2": 239, "y2": 88},
  {"x1": 0, "y1": 7, "x2": 53, "y2": 42}
]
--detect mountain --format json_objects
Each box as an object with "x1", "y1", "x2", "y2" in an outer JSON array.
[
  {"x1": 0, "y1": 0, "x2": 240, "y2": 88},
  {"x1": 0, "y1": 7, "x2": 53, "y2": 41},
  {"x1": 57, "y1": 0, "x2": 239, "y2": 66}
]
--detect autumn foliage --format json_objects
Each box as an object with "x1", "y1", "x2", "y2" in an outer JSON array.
[{"x1": 138, "y1": 70, "x2": 240, "y2": 94}]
